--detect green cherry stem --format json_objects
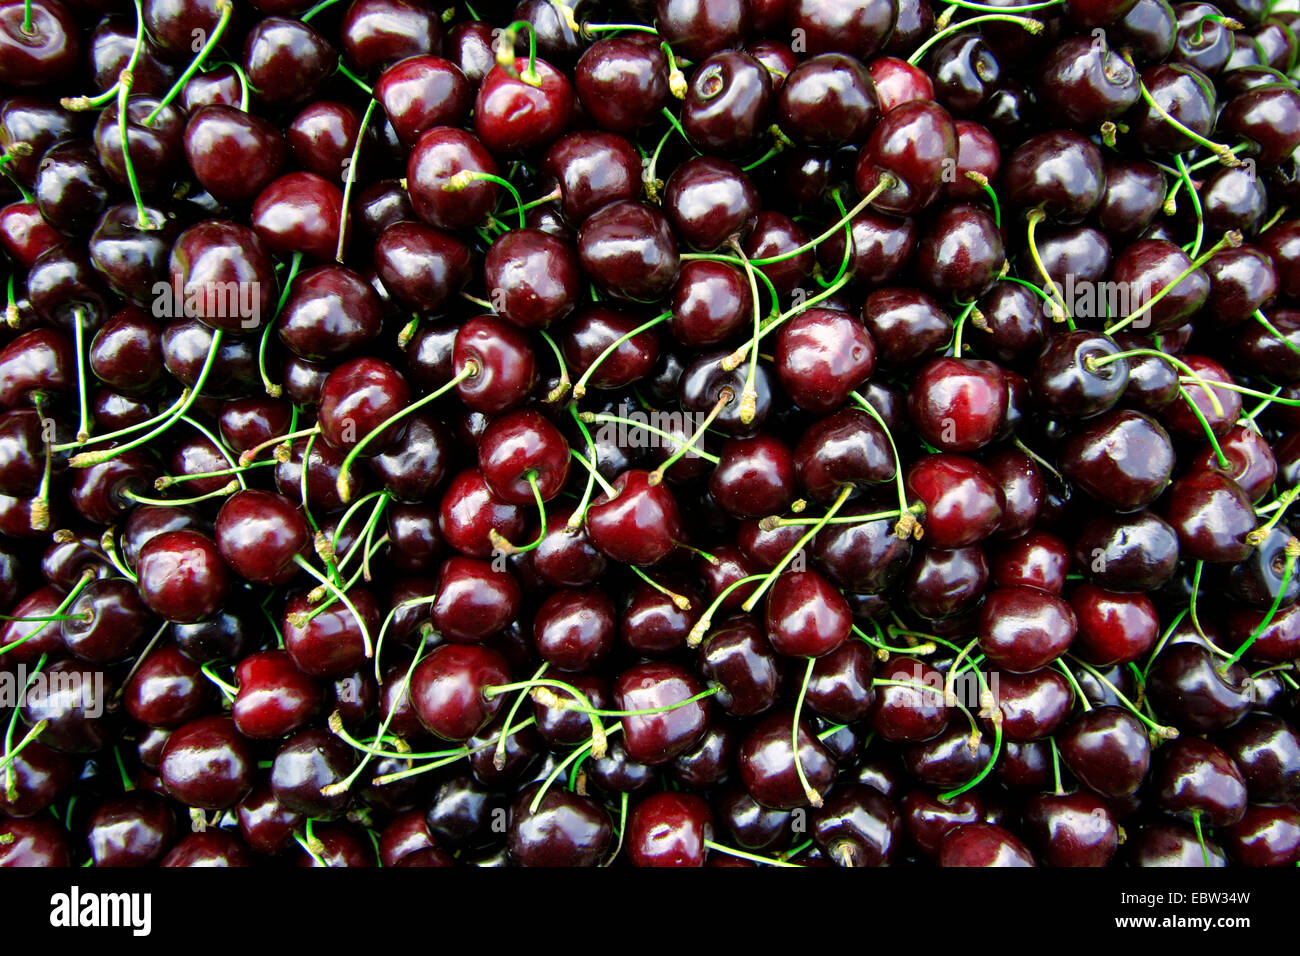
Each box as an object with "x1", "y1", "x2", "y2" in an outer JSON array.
[
  {"x1": 792, "y1": 657, "x2": 823, "y2": 808},
  {"x1": 494, "y1": 20, "x2": 542, "y2": 86},
  {"x1": 908, "y1": 13, "x2": 1044, "y2": 66},
  {"x1": 291, "y1": 554, "x2": 374, "y2": 657},
  {"x1": 488, "y1": 471, "x2": 548, "y2": 555},
  {"x1": 71, "y1": 307, "x2": 91, "y2": 443},
  {"x1": 1255, "y1": 309, "x2": 1300, "y2": 357},
  {"x1": 849, "y1": 391, "x2": 919, "y2": 539},
  {"x1": 334, "y1": 361, "x2": 479, "y2": 502},
  {"x1": 336, "y1": 97, "x2": 378, "y2": 262},
  {"x1": 1220, "y1": 538, "x2": 1300, "y2": 673},
  {"x1": 741, "y1": 484, "x2": 855, "y2": 613},
  {"x1": 69, "y1": 330, "x2": 224, "y2": 468},
  {"x1": 144, "y1": 0, "x2": 234, "y2": 125},
  {"x1": 571, "y1": 312, "x2": 670, "y2": 399},
  {"x1": 1174, "y1": 154, "x2": 1205, "y2": 259}
]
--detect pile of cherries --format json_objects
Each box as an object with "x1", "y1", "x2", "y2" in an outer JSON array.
[{"x1": 3, "y1": 0, "x2": 1300, "y2": 869}]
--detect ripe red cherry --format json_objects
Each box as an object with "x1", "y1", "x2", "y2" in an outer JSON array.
[
  {"x1": 908, "y1": 357, "x2": 1007, "y2": 452},
  {"x1": 614, "y1": 661, "x2": 711, "y2": 765},
  {"x1": 627, "y1": 791, "x2": 713, "y2": 867},
  {"x1": 452, "y1": 315, "x2": 536, "y2": 415},
  {"x1": 136, "y1": 530, "x2": 230, "y2": 624},
  {"x1": 764, "y1": 570, "x2": 851, "y2": 658},
  {"x1": 215, "y1": 489, "x2": 310, "y2": 586},
  {"x1": 939, "y1": 824, "x2": 1036, "y2": 867},
  {"x1": 438, "y1": 467, "x2": 528, "y2": 559},
  {"x1": 158, "y1": 716, "x2": 255, "y2": 810},
  {"x1": 474, "y1": 57, "x2": 575, "y2": 156},
  {"x1": 977, "y1": 586, "x2": 1079, "y2": 673},
  {"x1": 317, "y1": 357, "x2": 411, "y2": 455},
  {"x1": 283, "y1": 588, "x2": 380, "y2": 678},
  {"x1": 430, "y1": 556, "x2": 522, "y2": 643},
  {"x1": 483, "y1": 228, "x2": 581, "y2": 330},
  {"x1": 773, "y1": 308, "x2": 877, "y2": 414},
  {"x1": 233, "y1": 649, "x2": 322, "y2": 739},
  {"x1": 905, "y1": 453, "x2": 1005, "y2": 548},
  {"x1": 409, "y1": 643, "x2": 511, "y2": 741},
  {"x1": 585, "y1": 470, "x2": 684, "y2": 566},
  {"x1": 406, "y1": 126, "x2": 500, "y2": 231},
  {"x1": 1069, "y1": 584, "x2": 1160, "y2": 665}
]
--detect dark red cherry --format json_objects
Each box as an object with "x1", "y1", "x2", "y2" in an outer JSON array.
[
  {"x1": 484, "y1": 228, "x2": 581, "y2": 330},
  {"x1": 474, "y1": 57, "x2": 575, "y2": 156},
  {"x1": 1147, "y1": 642, "x2": 1253, "y2": 732},
  {"x1": 168, "y1": 221, "x2": 277, "y2": 335},
  {"x1": 574, "y1": 37, "x2": 669, "y2": 134},
  {"x1": 664, "y1": 156, "x2": 760, "y2": 252},
  {"x1": 215, "y1": 489, "x2": 309, "y2": 586},
  {"x1": 906, "y1": 454, "x2": 1003, "y2": 548},
  {"x1": 764, "y1": 569, "x2": 851, "y2": 658},
  {"x1": 681, "y1": 51, "x2": 772, "y2": 157},
  {"x1": 374, "y1": 221, "x2": 472, "y2": 314},
  {"x1": 242, "y1": 16, "x2": 335, "y2": 110},
  {"x1": 341, "y1": 0, "x2": 441, "y2": 71},
  {"x1": 438, "y1": 467, "x2": 528, "y2": 559},
  {"x1": 232, "y1": 649, "x2": 321, "y2": 739},
  {"x1": 699, "y1": 616, "x2": 782, "y2": 717},
  {"x1": 788, "y1": 0, "x2": 897, "y2": 60},
  {"x1": 1031, "y1": 331, "x2": 1130, "y2": 418},
  {"x1": 908, "y1": 357, "x2": 1006, "y2": 453},
  {"x1": 1130, "y1": 62, "x2": 1217, "y2": 153},
  {"x1": 317, "y1": 357, "x2": 411, "y2": 455},
  {"x1": 854, "y1": 100, "x2": 957, "y2": 217},
  {"x1": 0, "y1": 0, "x2": 79, "y2": 87},
  {"x1": 737, "y1": 710, "x2": 835, "y2": 810},
  {"x1": 158, "y1": 715, "x2": 255, "y2": 810},
  {"x1": 627, "y1": 791, "x2": 712, "y2": 867},
  {"x1": 774, "y1": 308, "x2": 875, "y2": 414},
  {"x1": 507, "y1": 783, "x2": 611, "y2": 866},
  {"x1": 61, "y1": 577, "x2": 153, "y2": 664},
  {"x1": 87, "y1": 791, "x2": 177, "y2": 867},
  {"x1": 977, "y1": 586, "x2": 1078, "y2": 673},
  {"x1": 1159, "y1": 469, "x2": 1255, "y2": 564},
  {"x1": 577, "y1": 200, "x2": 680, "y2": 302},
  {"x1": 277, "y1": 265, "x2": 383, "y2": 363},
  {"x1": 541, "y1": 130, "x2": 641, "y2": 226},
  {"x1": 585, "y1": 470, "x2": 684, "y2": 566},
  {"x1": 283, "y1": 587, "x2": 380, "y2": 678},
  {"x1": 407, "y1": 126, "x2": 500, "y2": 231},
  {"x1": 452, "y1": 315, "x2": 536, "y2": 415},
  {"x1": 1059, "y1": 706, "x2": 1150, "y2": 798},
  {"x1": 410, "y1": 643, "x2": 511, "y2": 740},
  {"x1": 871, "y1": 656, "x2": 948, "y2": 742},
  {"x1": 136, "y1": 529, "x2": 230, "y2": 624},
  {"x1": 614, "y1": 661, "x2": 711, "y2": 765},
  {"x1": 124, "y1": 643, "x2": 213, "y2": 729},
  {"x1": 251, "y1": 172, "x2": 345, "y2": 263},
  {"x1": 1153, "y1": 736, "x2": 1247, "y2": 826},
  {"x1": 778, "y1": 53, "x2": 878, "y2": 146},
  {"x1": 914, "y1": 203, "x2": 1005, "y2": 300}
]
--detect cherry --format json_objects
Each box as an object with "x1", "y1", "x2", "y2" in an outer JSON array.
[
  {"x1": 1074, "y1": 509, "x2": 1180, "y2": 591},
  {"x1": 764, "y1": 569, "x2": 851, "y2": 658},
  {"x1": 774, "y1": 308, "x2": 876, "y2": 415},
  {"x1": 474, "y1": 56, "x2": 575, "y2": 157},
  {"x1": 0, "y1": 0, "x2": 79, "y2": 87},
  {"x1": 341, "y1": 0, "x2": 441, "y2": 71},
  {"x1": 1031, "y1": 331, "x2": 1130, "y2": 418},
  {"x1": 87, "y1": 792, "x2": 177, "y2": 867},
  {"x1": 625, "y1": 791, "x2": 711, "y2": 867},
  {"x1": 737, "y1": 710, "x2": 835, "y2": 809},
  {"x1": 908, "y1": 358, "x2": 1006, "y2": 453},
  {"x1": 1058, "y1": 706, "x2": 1151, "y2": 798},
  {"x1": 277, "y1": 265, "x2": 384, "y2": 363},
  {"x1": 681, "y1": 51, "x2": 772, "y2": 157},
  {"x1": 906, "y1": 544, "x2": 990, "y2": 620},
  {"x1": 669, "y1": 259, "x2": 752, "y2": 347},
  {"x1": 977, "y1": 586, "x2": 1078, "y2": 673},
  {"x1": 269, "y1": 727, "x2": 357, "y2": 819},
  {"x1": 1214, "y1": 713, "x2": 1300, "y2": 803},
  {"x1": 614, "y1": 660, "x2": 711, "y2": 765},
  {"x1": 1022, "y1": 792, "x2": 1118, "y2": 867},
  {"x1": 869, "y1": 56, "x2": 934, "y2": 113},
  {"x1": 61, "y1": 577, "x2": 153, "y2": 664},
  {"x1": 577, "y1": 200, "x2": 680, "y2": 302},
  {"x1": 162, "y1": 830, "x2": 254, "y2": 867},
  {"x1": 0, "y1": 818, "x2": 69, "y2": 866},
  {"x1": 698, "y1": 616, "x2": 783, "y2": 717},
  {"x1": 1147, "y1": 642, "x2": 1253, "y2": 732},
  {"x1": 374, "y1": 222, "x2": 472, "y2": 314},
  {"x1": 812, "y1": 501, "x2": 912, "y2": 594},
  {"x1": 1160, "y1": 469, "x2": 1256, "y2": 564},
  {"x1": 242, "y1": 16, "x2": 336, "y2": 110},
  {"x1": 283, "y1": 587, "x2": 380, "y2": 678},
  {"x1": 168, "y1": 221, "x2": 277, "y2": 335},
  {"x1": 214, "y1": 489, "x2": 309, "y2": 586},
  {"x1": 855, "y1": 100, "x2": 957, "y2": 217},
  {"x1": 1153, "y1": 736, "x2": 1247, "y2": 826},
  {"x1": 573, "y1": 37, "x2": 669, "y2": 134},
  {"x1": 507, "y1": 783, "x2": 611, "y2": 866},
  {"x1": 452, "y1": 315, "x2": 535, "y2": 415},
  {"x1": 0, "y1": 738, "x2": 74, "y2": 815},
  {"x1": 906, "y1": 454, "x2": 1004, "y2": 548},
  {"x1": 811, "y1": 784, "x2": 900, "y2": 867},
  {"x1": 1131, "y1": 62, "x2": 1219, "y2": 154},
  {"x1": 123, "y1": 643, "x2": 213, "y2": 729},
  {"x1": 34, "y1": 140, "x2": 114, "y2": 239},
  {"x1": 484, "y1": 228, "x2": 581, "y2": 330},
  {"x1": 1096, "y1": 156, "x2": 1168, "y2": 240},
  {"x1": 664, "y1": 156, "x2": 760, "y2": 252},
  {"x1": 1222, "y1": 805, "x2": 1300, "y2": 867},
  {"x1": 438, "y1": 467, "x2": 528, "y2": 559},
  {"x1": 1130, "y1": 821, "x2": 1227, "y2": 866},
  {"x1": 778, "y1": 53, "x2": 878, "y2": 146},
  {"x1": 789, "y1": 0, "x2": 897, "y2": 60},
  {"x1": 158, "y1": 715, "x2": 255, "y2": 810},
  {"x1": 410, "y1": 642, "x2": 511, "y2": 740},
  {"x1": 136, "y1": 529, "x2": 230, "y2": 624},
  {"x1": 407, "y1": 126, "x2": 501, "y2": 231},
  {"x1": 317, "y1": 356, "x2": 411, "y2": 455}
]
